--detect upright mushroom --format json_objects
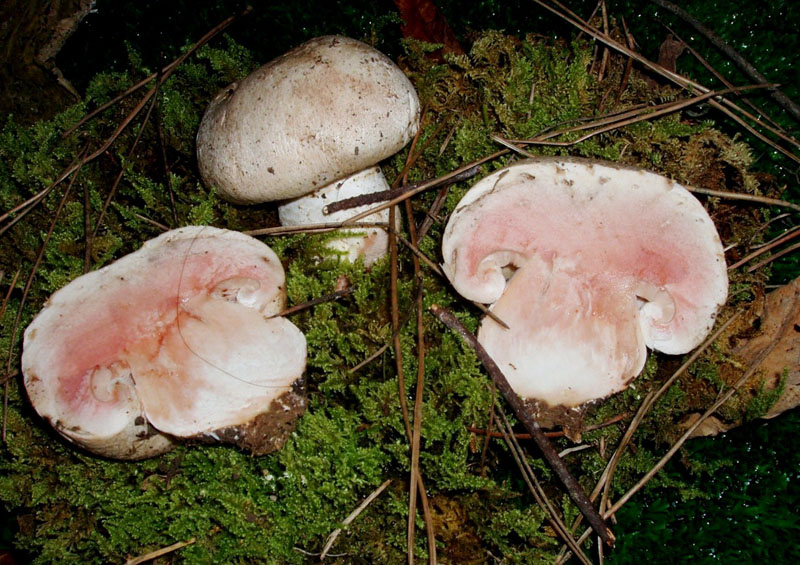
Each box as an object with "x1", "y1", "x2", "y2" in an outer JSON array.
[
  {"x1": 442, "y1": 157, "x2": 728, "y2": 426},
  {"x1": 196, "y1": 35, "x2": 421, "y2": 265},
  {"x1": 22, "y1": 226, "x2": 307, "y2": 459}
]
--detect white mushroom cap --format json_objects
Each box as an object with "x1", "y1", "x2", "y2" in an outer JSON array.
[
  {"x1": 196, "y1": 35, "x2": 420, "y2": 204},
  {"x1": 442, "y1": 157, "x2": 728, "y2": 409},
  {"x1": 22, "y1": 226, "x2": 306, "y2": 459}
]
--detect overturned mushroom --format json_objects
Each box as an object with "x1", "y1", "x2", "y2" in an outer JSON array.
[
  {"x1": 442, "y1": 157, "x2": 728, "y2": 426},
  {"x1": 22, "y1": 226, "x2": 306, "y2": 459},
  {"x1": 196, "y1": 35, "x2": 420, "y2": 265}
]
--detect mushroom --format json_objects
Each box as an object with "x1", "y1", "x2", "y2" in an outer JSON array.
[
  {"x1": 441, "y1": 157, "x2": 728, "y2": 425},
  {"x1": 22, "y1": 226, "x2": 307, "y2": 459},
  {"x1": 196, "y1": 35, "x2": 421, "y2": 265}
]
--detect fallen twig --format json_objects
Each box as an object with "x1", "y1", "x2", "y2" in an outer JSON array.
[
  {"x1": 728, "y1": 225, "x2": 800, "y2": 271},
  {"x1": 62, "y1": 6, "x2": 252, "y2": 138},
  {"x1": 688, "y1": 186, "x2": 800, "y2": 213},
  {"x1": 494, "y1": 402, "x2": 593, "y2": 565},
  {"x1": 557, "y1": 309, "x2": 742, "y2": 564},
  {"x1": 125, "y1": 538, "x2": 196, "y2": 565},
  {"x1": 395, "y1": 126, "x2": 438, "y2": 565},
  {"x1": 344, "y1": 150, "x2": 509, "y2": 224},
  {"x1": 467, "y1": 411, "x2": 629, "y2": 439},
  {"x1": 271, "y1": 287, "x2": 354, "y2": 319},
  {"x1": 324, "y1": 164, "x2": 482, "y2": 216},
  {"x1": 320, "y1": 479, "x2": 392, "y2": 560},
  {"x1": 497, "y1": 83, "x2": 777, "y2": 149},
  {"x1": 430, "y1": 304, "x2": 615, "y2": 546},
  {"x1": 533, "y1": 0, "x2": 800, "y2": 163},
  {"x1": 747, "y1": 240, "x2": 800, "y2": 273},
  {"x1": 651, "y1": 0, "x2": 800, "y2": 123},
  {"x1": 3, "y1": 151, "x2": 83, "y2": 443}
]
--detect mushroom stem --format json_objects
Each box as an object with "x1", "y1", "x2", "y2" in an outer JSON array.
[
  {"x1": 278, "y1": 166, "x2": 396, "y2": 266},
  {"x1": 430, "y1": 303, "x2": 616, "y2": 547}
]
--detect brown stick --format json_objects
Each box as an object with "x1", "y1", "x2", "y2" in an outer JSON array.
[
  {"x1": 91, "y1": 87, "x2": 159, "y2": 242},
  {"x1": 493, "y1": 402, "x2": 593, "y2": 565},
  {"x1": 534, "y1": 0, "x2": 800, "y2": 164},
  {"x1": 125, "y1": 538, "x2": 196, "y2": 565},
  {"x1": 650, "y1": 0, "x2": 800, "y2": 123},
  {"x1": 500, "y1": 83, "x2": 776, "y2": 149},
  {"x1": 429, "y1": 304, "x2": 615, "y2": 547},
  {"x1": 393, "y1": 122, "x2": 438, "y2": 565},
  {"x1": 62, "y1": 6, "x2": 252, "y2": 138},
  {"x1": 344, "y1": 150, "x2": 509, "y2": 224},
  {"x1": 323, "y1": 164, "x2": 481, "y2": 216},
  {"x1": 320, "y1": 479, "x2": 392, "y2": 560},
  {"x1": 658, "y1": 21, "x2": 789, "y2": 138},
  {"x1": 270, "y1": 288, "x2": 355, "y2": 319},
  {"x1": 0, "y1": 269, "x2": 21, "y2": 442},
  {"x1": 747, "y1": 240, "x2": 800, "y2": 273},
  {"x1": 3, "y1": 152, "x2": 84, "y2": 442},
  {"x1": 605, "y1": 306, "x2": 785, "y2": 519},
  {"x1": 556, "y1": 309, "x2": 742, "y2": 564},
  {"x1": 728, "y1": 227, "x2": 800, "y2": 271},
  {"x1": 467, "y1": 412, "x2": 629, "y2": 439},
  {"x1": 687, "y1": 186, "x2": 800, "y2": 213}
]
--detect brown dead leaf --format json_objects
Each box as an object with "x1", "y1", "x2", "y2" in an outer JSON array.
[
  {"x1": 733, "y1": 277, "x2": 800, "y2": 419},
  {"x1": 682, "y1": 278, "x2": 800, "y2": 437},
  {"x1": 393, "y1": 0, "x2": 464, "y2": 57}
]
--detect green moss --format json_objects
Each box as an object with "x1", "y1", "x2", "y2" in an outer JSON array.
[{"x1": 745, "y1": 370, "x2": 786, "y2": 421}]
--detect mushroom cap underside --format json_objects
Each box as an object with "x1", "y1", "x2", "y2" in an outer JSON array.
[
  {"x1": 22, "y1": 226, "x2": 307, "y2": 459},
  {"x1": 442, "y1": 157, "x2": 728, "y2": 408},
  {"x1": 196, "y1": 35, "x2": 421, "y2": 204}
]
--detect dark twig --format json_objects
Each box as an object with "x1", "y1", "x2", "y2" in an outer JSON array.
[
  {"x1": 605, "y1": 307, "x2": 787, "y2": 519},
  {"x1": 651, "y1": 0, "x2": 800, "y2": 123},
  {"x1": 687, "y1": 186, "x2": 800, "y2": 213},
  {"x1": 429, "y1": 304, "x2": 615, "y2": 547},
  {"x1": 344, "y1": 151, "x2": 508, "y2": 223},
  {"x1": 3, "y1": 156, "x2": 83, "y2": 443},
  {"x1": 389, "y1": 204, "x2": 413, "y2": 442},
  {"x1": 747, "y1": 240, "x2": 800, "y2": 273},
  {"x1": 1, "y1": 85, "x2": 157, "y2": 239},
  {"x1": 320, "y1": 479, "x2": 392, "y2": 560},
  {"x1": 154, "y1": 62, "x2": 179, "y2": 228},
  {"x1": 125, "y1": 538, "x2": 196, "y2": 565},
  {"x1": 658, "y1": 21, "x2": 789, "y2": 137},
  {"x1": 614, "y1": 16, "x2": 635, "y2": 107},
  {"x1": 557, "y1": 310, "x2": 742, "y2": 564},
  {"x1": 387, "y1": 226, "x2": 509, "y2": 330},
  {"x1": 0, "y1": 269, "x2": 21, "y2": 442},
  {"x1": 92, "y1": 86, "x2": 160, "y2": 241},
  {"x1": 478, "y1": 383, "x2": 497, "y2": 476},
  {"x1": 494, "y1": 402, "x2": 593, "y2": 565},
  {"x1": 324, "y1": 164, "x2": 482, "y2": 216},
  {"x1": 394, "y1": 123, "x2": 437, "y2": 565},
  {"x1": 467, "y1": 412, "x2": 629, "y2": 440},
  {"x1": 270, "y1": 288, "x2": 355, "y2": 319},
  {"x1": 498, "y1": 83, "x2": 777, "y2": 150},
  {"x1": 62, "y1": 6, "x2": 252, "y2": 139},
  {"x1": 83, "y1": 178, "x2": 92, "y2": 273},
  {"x1": 728, "y1": 226, "x2": 800, "y2": 271},
  {"x1": 416, "y1": 182, "x2": 452, "y2": 242},
  {"x1": 534, "y1": 0, "x2": 800, "y2": 163}
]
